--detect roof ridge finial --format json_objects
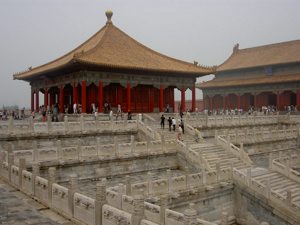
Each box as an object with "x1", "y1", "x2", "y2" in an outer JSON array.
[
  {"x1": 105, "y1": 10, "x2": 113, "y2": 24},
  {"x1": 233, "y1": 43, "x2": 239, "y2": 53}
]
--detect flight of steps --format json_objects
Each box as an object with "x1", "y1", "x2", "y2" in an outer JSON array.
[
  {"x1": 143, "y1": 113, "x2": 197, "y2": 145},
  {"x1": 191, "y1": 143, "x2": 248, "y2": 171},
  {"x1": 244, "y1": 167, "x2": 300, "y2": 207},
  {"x1": 143, "y1": 113, "x2": 249, "y2": 171}
]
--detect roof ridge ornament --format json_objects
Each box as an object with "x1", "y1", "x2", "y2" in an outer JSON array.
[
  {"x1": 105, "y1": 10, "x2": 113, "y2": 24},
  {"x1": 233, "y1": 43, "x2": 239, "y2": 53}
]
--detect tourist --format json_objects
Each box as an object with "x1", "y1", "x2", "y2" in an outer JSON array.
[
  {"x1": 180, "y1": 119, "x2": 185, "y2": 134},
  {"x1": 160, "y1": 114, "x2": 165, "y2": 129},
  {"x1": 168, "y1": 117, "x2": 172, "y2": 131},
  {"x1": 116, "y1": 104, "x2": 122, "y2": 120},
  {"x1": 127, "y1": 111, "x2": 132, "y2": 120},
  {"x1": 172, "y1": 117, "x2": 176, "y2": 131},
  {"x1": 52, "y1": 104, "x2": 59, "y2": 122},
  {"x1": 180, "y1": 111, "x2": 184, "y2": 119},
  {"x1": 177, "y1": 124, "x2": 183, "y2": 141},
  {"x1": 165, "y1": 104, "x2": 170, "y2": 113},
  {"x1": 73, "y1": 102, "x2": 77, "y2": 114},
  {"x1": 109, "y1": 110, "x2": 113, "y2": 121}
]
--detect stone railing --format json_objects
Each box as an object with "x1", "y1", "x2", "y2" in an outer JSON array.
[
  {"x1": 219, "y1": 128, "x2": 299, "y2": 145},
  {"x1": 232, "y1": 168, "x2": 300, "y2": 216},
  {"x1": 0, "y1": 156, "x2": 232, "y2": 225},
  {"x1": 216, "y1": 136, "x2": 252, "y2": 166},
  {"x1": 185, "y1": 123, "x2": 203, "y2": 142},
  {"x1": 271, "y1": 156, "x2": 300, "y2": 183},
  {"x1": 187, "y1": 114, "x2": 284, "y2": 128},
  {"x1": 138, "y1": 120, "x2": 161, "y2": 140},
  {"x1": 0, "y1": 116, "x2": 138, "y2": 137},
  {"x1": 3, "y1": 138, "x2": 178, "y2": 166},
  {"x1": 176, "y1": 140, "x2": 212, "y2": 170}
]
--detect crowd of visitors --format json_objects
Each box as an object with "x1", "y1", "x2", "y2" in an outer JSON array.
[
  {"x1": 204, "y1": 105, "x2": 298, "y2": 116},
  {"x1": 0, "y1": 108, "x2": 26, "y2": 120}
]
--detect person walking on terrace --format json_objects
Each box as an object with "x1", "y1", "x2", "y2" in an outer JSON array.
[{"x1": 160, "y1": 114, "x2": 165, "y2": 129}]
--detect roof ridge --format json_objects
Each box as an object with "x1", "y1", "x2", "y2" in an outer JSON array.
[
  {"x1": 237, "y1": 39, "x2": 300, "y2": 52},
  {"x1": 96, "y1": 23, "x2": 214, "y2": 72},
  {"x1": 14, "y1": 25, "x2": 108, "y2": 78}
]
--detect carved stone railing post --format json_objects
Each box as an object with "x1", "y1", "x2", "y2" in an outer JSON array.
[
  {"x1": 261, "y1": 222, "x2": 269, "y2": 225},
  {"x1": 95, "y1": 178, "x2": 107, "y2": 225},
  {"x1": 160, "y1": 196, "x2": 168, "y2": 225},
  {"x1": 18, "y1": 158, "x2": 26, "y2": 189},
  {"x1": 214, "y1": 130, "x2": 218, "y2": 144},
  {"x1": 202, "y1": 165, "x2": 206, "y2": 185},
  {"x1": 132, "y1": 194, "x2": 145, "y2": 225},
  {"x1": 226, "y1": 135, "x2": 231, "y2": 151},
  {"x1": 246, "y1": 168, "x2": 251, "y2": 187},
  {"x1": 240, "y1": 143, "x2": 244, "y2": 160},
  {"x1": 80, "y1": 115, "x2": 84, "y2": 133},
  {"x1": 33, "y1": 140, "x2": 38, "y2": 162},
  {"x1": 183, "y1": 203, "x2": 197, "y2": 225},
  {"x1": 8, "y1": 153, "x2": 14, "y2": 183},
  {"x1": 48, "y1": 167, "x2": 56, "y2": 207},
  {"x1": 68, "y1": 174, "x2": 78, "y2": 216},
  {"x1": 114, "y1": 136, "x2": 118, "y2": 158},
  {"x1": 29, "y1": 116, "x2": 34, "y2": 133},
  {"x1": 47, "y1": 115, "x2": 51, "y2": 133},
  {"x1": 125, "y1": 175, "x2": 131, "y2": 195},
  {"x1": 268, "y1": 153, "x2": 273, "y2": 170},
  {"x1": 221, "y1": 211, "x2": 228, "y2": 225},
  {"x1": 56, "y1": 140, "x2": 62, "y2": 162},
  {"x1": 64, "y1": 116, "x2": 68, "y2": 134},
  {"x1": 8, "y1": 116, "x2": 14, "y2": 134},
  {"x1": 216, "y1": 162, "x2": 221, "y2": 182},
  {"x1": 286, "y1": 190, "x2": 292, "y2": 206},
  {"x1": 147, "y1": 172, "x2": 153, "y2": 195},
  {"x1": 161, "y1": 134, "x2": 165, "y2": 152},
  {"x1": 266, "y1": 178, "x2": 271, "y2": 199},
  {"x1": 32, "y1": 163, "x2": 40, "y2": 195},
  {"x1": 166, "y1": 169, "x2": 171, "y2": 193}
]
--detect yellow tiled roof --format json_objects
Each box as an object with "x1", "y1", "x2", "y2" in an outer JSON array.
[
  {"x1": 14, "y1": 16, "x2": 214, "y2": 80},
  {"x1": 218, "y1": 40, "x2": 300, "y2": 72}
]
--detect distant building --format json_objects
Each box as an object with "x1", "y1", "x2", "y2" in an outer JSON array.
[
  {"x1": 174, "y1": 100, "x2": 204, "y2": 113},
  {"x1": 198, "y1": 41, "x2": 300, "y2": 111},
  {"x1": 14, "y1": 11, "x2": 213, "y2": 113}
]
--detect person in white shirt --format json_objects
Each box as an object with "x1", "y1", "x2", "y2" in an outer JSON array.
[
  {"x1": 73, "y1": 103, "x2": 77, "y2": 114},
  {"x1": 172, "y1": 117, "x2": 176, "y2": 131}
]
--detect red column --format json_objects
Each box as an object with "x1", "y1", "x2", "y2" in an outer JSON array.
[
  {"x1": 223, "y1": 95, "x2": 226, "y2": 109},
  {"x1": 35, "y1": 90, "x2": 39, "y2": 112},
  {"x1": 73, "y1": 83, "x2": 77, "y2": 105},
  {"x1": 149, "y1": 88, "x2": 154, "y2": 112},
  {"x1": 238, "y1": 95, "x2": 241, "y2": 109},
  {"x1": 98, "y1": 81, "x2": 103, "y2": 112},
  {"x1": 192, "y1": 86, "x2": 196, "y2": 112},
  {"x1": 44, "y1": 89, "x2": 48, "y2": 109},
  {"x1": 59, "y1": 86, "x2": 64, "y2": 113},
  {"x1": 159, "y1": 85, "x2": 164, "y2": 112},
  {"x1": 127, "y1": 82, "x2": 131, "y2": 112},
  {"x1": 277, "y1": 91, "x2": 280, "y2": 111},
  {"x1": 254, "y1": 94, "x2": 257, "y2": 109},
  {"x1": 181, "y1": 86, "x2": 185, "y2": 112},
  {"x1": 81, "y1": 81, "x2": 87, "y2": 113},
  {"x1": 31, "y1": 90, "x2": 34, "y2": 112}
]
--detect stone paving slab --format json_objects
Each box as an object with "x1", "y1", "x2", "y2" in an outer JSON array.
[{"x1": 0, "y1": 179, "x2": 75, "y2": 225}]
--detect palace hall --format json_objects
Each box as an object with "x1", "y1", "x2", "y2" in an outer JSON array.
[
  {"x1": 13, "y1": 11, "x2": 214, "y2": 113},
  {"x1": 198, "y1": 40, "x2": 300, "y2": 111}
]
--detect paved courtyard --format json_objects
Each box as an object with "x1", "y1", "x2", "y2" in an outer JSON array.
[{"x1": 0, "y1": 178, "x2": 74, "y2": 225}]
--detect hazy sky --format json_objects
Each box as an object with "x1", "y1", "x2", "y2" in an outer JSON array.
[{"x1": 1, "y1": 0, "x2": 300, "y2": 108}]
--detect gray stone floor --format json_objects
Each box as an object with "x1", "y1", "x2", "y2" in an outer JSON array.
[{"x1": 0, "y1": 179, "x2": 74, "y2": 225}]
